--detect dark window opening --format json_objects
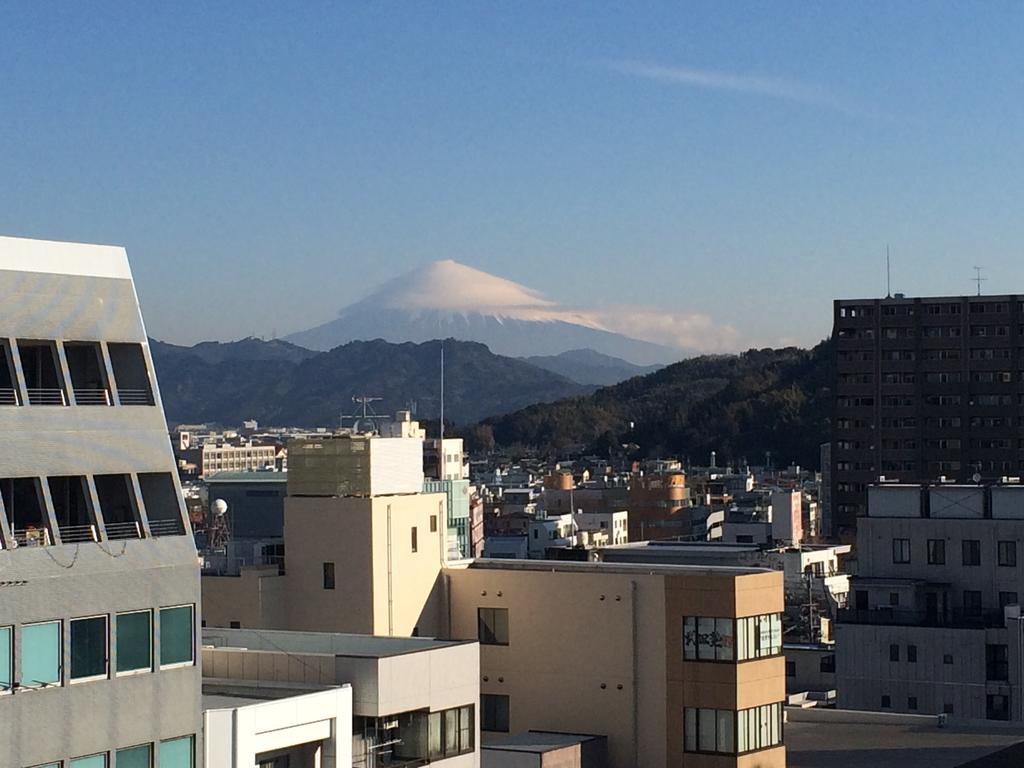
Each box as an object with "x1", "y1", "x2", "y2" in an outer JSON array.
[
  {"x1": 94, "y1": 474, "x2": 141, "y2": 539},
  {"x1": 478, "y1": 607, "x2": 509, "y2": 645},
  {"x1": 138, "y1": 473, "x2": 185, "y2": 536},
  {"x1": 323, "y1": 562, "x2": 335, "y2": 590},
  {"x1": 63, "y1": 342, "x2": 110, "y2": 406},
  {"x1": 229, "y1": 621, "x2": 241, "y2": 629},
  {"x1": 71, "y1": 616, "x2": 108, "y2": 680},
  {"x1": 411, "y1": 526, "x2": 418, "y2": 553},
  {"x1": 0, "y1": 340, "x2": 19, "y2": 405},
  {"x1": 481, "y1": 694, "x2": 510, "y2": 732},
  {"x1": 907, "y1": 645, "x2": 917, "y2": 663},
  {"x1": 48, "y1": 476, "x2": 97, "y2": 543},
  {"x1": 820, "y1": 655, "x2": 835, "y2": 673},
  {"x1": 1, "y1": 477, "x2": 51, "y2": 546},
  {"x1": 889, "y1": 644, "x2": 900, "y2": 662},
  {"x1": 908, "y1": 696, "x2": 918, "y2": 710},
  {"x1": 987, "y1": 644, "x2": 1009, "y2": 681},
  {"x1": 987, "y1": 694, "x2": 1010, "y2": 721},
  {"x1": 17, "y1": 340, "x2": 66, "y2": 405},
  {"x1": 881, "y1": 695, "x2": 891, "y2": 708},
  {"x1": 108, "y1": 343, "x2": 154, "y2": 405}
]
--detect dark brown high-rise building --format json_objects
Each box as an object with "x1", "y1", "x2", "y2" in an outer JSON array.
[{"x1": 831, "y1": 294, "x2": 1024, "y2": 539}]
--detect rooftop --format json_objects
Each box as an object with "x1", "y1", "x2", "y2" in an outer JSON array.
[
  {"x1": 483, "y1": 731, "x2": 605, "y2": 754},
  {"x1": 786, "y1": 710, "x2": 1024, "y2": 768},
  {"x1": 463, "y1": 557, "x2": 773, "y2": 578},
  {"x1": 202, "y1": 627, "x2": 472, "y2": 658},
  {"x1": 205, "y1": 471, "x2": 288, "y2": 484}
]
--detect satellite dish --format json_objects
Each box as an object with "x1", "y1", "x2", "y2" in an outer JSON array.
[
  {"x1": 212, "y1": 499, "x2": 229, "y2": 517},
  {"x1": 972, "y1": 473, "x2": 982, "y2": 484}
]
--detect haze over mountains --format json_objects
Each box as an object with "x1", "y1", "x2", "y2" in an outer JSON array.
[{"x1": 284, "y1": 260, "x2": 682, "y2": 366}]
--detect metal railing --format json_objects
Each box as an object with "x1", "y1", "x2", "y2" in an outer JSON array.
[
  {"x1": 12, "y1": 528, "x2": 52, "y2": 547},
  {"x1": 59, "y1": 524, "x2": 98, "y2": 543},
  {"x1": 26, "y1": 388, "x2": 66, "y2": 406},
  {"x1": 149, "y1": 518, "x2": 187, "y2": 537},
  {"x1": 117, "y1": 388, "x2": 154, "y2": 406},
  {"x1": 73, "y1": 388, "x2": 111, "y2": 406},
  {"x1": 0, "y1": 388, "x2": 18, "y2": 405},
  {"x1": 105, "y1": 520, "x2": 142, "y2": 540}
]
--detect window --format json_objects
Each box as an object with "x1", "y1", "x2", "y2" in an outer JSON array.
[
  {"x1": 907, "y1": 645, "x2": 917, "y2": 663},
  {"x1": 820, "y1": 655, "x2": 835, "y2": 673},
  {"x1": 411, "y1": 526, "x2": 418, "y2": 553},
  {"x1": 49, "y1": 475, "x2": 96, "y2": 543},
  {"x1": 64, "y1": 341, "x2": 110, "y2": 406},
  {"x1": 481, "y1": 693, "x2": 510, "y2": 732},
  {"x1": 70, "y1": 616, "x2": 108, "y2": 681},
  {"x1": 908, "y1": 696, "x2": 918, "y2": 710},
  {"x1": 881, "y1": 695, "x2": 891, "y2": 708},
  {"x1": 94, "y1": 474, "x2": 140, "y2": 539},
  {"x1": 138, "y1": 472, "x2": 185, "y2": 537},
  {"x1": 160, "y1": 605, "x2": 195, "y2": 667},
  {"x1": 944, "y1": 654, "x2": 953, "y2": 665},
  {"x1": 987, "y1": 644, "x2": 1009, "y2": 681},
  {"x1": 160, "y1": 736, "x2": 195, "y2": 768},
  {"x1": 108, "y1": 342, "x2": 154, "y2": 405},
  {"x1": 927, "y1": 539, "x2": 945, "y2": 565},
  {"x1": 116, "y1": 610, "x2": 152, "y2": 674},
  {"x1": 785, "y1": 661, "x2": 795, "y2": 677},
  {"x1": 963, "y1": 540, "x2": 981, "y2": 566},
  {"x1": 478, "y1": 607, "x2": 509, "y2": 645},
  {"x1": 963, "y1": 591, "x2": 983, "y2": 617},
  {"x1": 430, "y1": 515, "x2": 438, "y2": 533},
  {"x1": 0, "y1": 626, "x2": 11, "y2": 691},
  {"x1": 684, "y1": 617, "x2": 735, "y2": 661},
  {"x1": 889, "y1": 644, "x2": 899, "y2": 662},
  {"x1": 735, "y1": 614, "x2": 783, "y2": 660},
  {"x1": 998, "y1": 541, "x2": 1017, "y2": 567},
  {"x1": 70, "y1": 756, "x2": 107, "y2": 768},
  {"x1": 999, "y1": 591, "x2": 1018, "y2": 608},
  {"x1": 18, "y1": 340, "x2": 67, "y2": 405},
  {"x1": 229, "y1": 621, "x2": 241, "y2": 629},
  {"x1": 944, "y1": 703, "x2": 954, "y2": 715},
  {"x1": 21, "y1": 621, "x2": 61, "y2": 688},
  {"x1": 394, "y1": 706, "x2": 475, "y2": 761},
  {"x1": 892, "y1": 538, "x2": 911, "y2": 564},
  {"x1": 889, "y1": 592, "x2": 899, "y2": 606},
  {"x1": 0, "y1": 339, "x2": 18, "y2": 405},
  {"x1": 737, "y1": 703, "x2": 784, "y2": 754},
  {"x1": 323, "y1": 562, "x2": 335, "y2": 590},
  {"x1": 987, "y1": 694, "x2": 1010, "y2": 721},
  {"x1": 116, "y1": 744, "x2": 152, "y2": 768},
  {"x1": 1, "y1": 477, "x2": 51, "y2": 546}
]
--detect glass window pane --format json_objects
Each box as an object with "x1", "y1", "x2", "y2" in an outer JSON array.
[
  {"x1": 70, "y1": 756, "x2": 107, "y2": 768},
  {"x1": 684, "y1": 708, "x2": 696, "y2": 751},
  {"x1": 160, "y1": 606, "x2": 194, "y2": 666},
  {"x1": 444, "y1": 709, "x2": 459, "y2": 756},
  {"x1": 428, "y1": 711, "x2": 443, "y2": 759},
  {"x1": 735, "y1": 617, "x2": 748, "y2": 662},
  {"x1": 160, "y1": 736, "x2": 194, "y2": 768},
  {"x1": 683, "y1": 617, "x2": 697, "y2": 660},
  {"x1": 716, "y1": 618, "x2": 734, "y2": 661},
  {"x1": 0, "y1": 626, "x2": 11, "y2": 690},
  {"x1": 458, "y1": 705, "x2": 473, "y2": 752},
  {"x1": 21, "y1": 622, "x2": 61, "y2": 686},
  {"x1": 717, "y1": 709, "x2": 733, "y2": 753},
  {"x1": 117, "y1": 611, "x2": 152, "y2": 673},
  {"x1": 770, "y1": 614, "x2": 782, "y2": 656},
  {"x1": 116, "y1": 744, "x2": 151, "y2": 768},
  {"x1": 698, "y1": 617, "x2": 715, "y2": 660},
  {"x1": 71, "y1": 616, "x2": 108, "y2": 680},
  {"x1": 494, "y1": 608, "x2": 508, "y2": 644},
  {"x1": 698, "y1": 708, "x2": 717, "y2": 751},
  {"x1": 736, "y1": 708, "x2": 748, "y2": 752}
]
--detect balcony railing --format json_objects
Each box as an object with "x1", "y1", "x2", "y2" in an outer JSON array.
[
  {"x1": 149, "y1": 518, "x2": 187, "y2": 537},
  {"x1": 105, "y1": 520, "x2": 142, "y2": 540},
  {"x1": 12, "y1": 528, "x2": 52, "y2": 547},
  {"x1": 0, "y1": 388, "x2": 18, "y2": 405},
  {"x1": 73, "y1": 388, "x2": 111, "y2": 406},
  {"x1": 59, "y1": 524, "x2": 98, "y2": 544},
  {"x1": 838, "y1": 607, "x2": 1006, "y2": 629},
  {"x1": 26, "y1": 388, "x2": 66, "y2": 406},
  {"x1": 117, "y1": 388, "x2": 154, "y2": 406}
]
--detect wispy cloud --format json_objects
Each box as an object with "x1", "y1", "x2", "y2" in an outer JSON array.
[{"x1": 603, "y1": 59, "x2": 864, "y2": 117}]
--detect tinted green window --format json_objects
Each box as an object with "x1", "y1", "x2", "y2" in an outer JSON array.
[
  {"x1": 160, "y1": 606, "x2": 194, "y2": 666},
  {"x1": 21, "y1": 622, "x2": 61, "y2": 687},
  {"x1": 70, "y1": 755, "x2": 107, "y2": 768},
  {"x1": 160, "y1": 736, "x2": 194, "y2": 768},
  {"x1": 116, "y1": 611, "x2": 152, "y2": 673},
  {"x1": 116, "y1": 744, "x2": 151, "y2": 768},
  {"x1": 0, "y1": 626, "x2": 11, "y2": 690},
  {"x1": 71, "y1": 616, "x2": 108, "y2": 680}
]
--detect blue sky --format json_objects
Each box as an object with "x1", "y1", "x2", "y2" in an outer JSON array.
[{"x1": 2, "y1": 2, "x2": 1023, "y2": 350}]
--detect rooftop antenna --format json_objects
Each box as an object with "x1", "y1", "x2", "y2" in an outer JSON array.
[
  {"x1": 439, "y1": 342, "x2": 445, "y2": 441},
  {"x1": 341, "y1": 395, "x2": 383, "y2": 432},
  {"x1": 973, "y1": 266, "x2": 986, "y2": 296},
  {"x1": 886, "y1": 245, "x2": 892, "y2": 298}
]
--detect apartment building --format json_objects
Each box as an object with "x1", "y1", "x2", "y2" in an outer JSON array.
[
  {"x1": 0, "y1": 236, "x2": 201, "y2": 767},
  {"x1": 202, "y1": 435, "x2": 787, "y2": 768},
  {"x1": 627, "y1": 470, "x2": 692, "y2": 540},
  {"x1": 832, "y1": 294, "x2": 1024, "y2": 539},
  {"x1": 202, "y1": 628, "x2": 479, "y2": 767},
  {"x1": 836, "y1": 483, "x2": 1024, "y2": 721}
]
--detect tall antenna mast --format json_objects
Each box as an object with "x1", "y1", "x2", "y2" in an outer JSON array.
[
  {"x1": 973, "y1": 266, "x2": 986, "y2": 296},
  {"x1": 886, "y1": 245, "x2": 892, "y2": 298},
  {"x1": 439, "y1": 342, "x2": 445, "y2": 441}
]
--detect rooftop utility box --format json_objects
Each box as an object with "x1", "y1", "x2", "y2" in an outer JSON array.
[{"x1": 288, "y1": 435, "x2": 424, "y2": 497}]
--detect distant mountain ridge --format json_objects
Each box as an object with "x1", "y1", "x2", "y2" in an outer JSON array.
[
  {"x1": 284, "y1": 260, "x2": 681, "y2": 366},
  {"x1": 149, "y1": 336, "x2": 591, "y2": 427},
  {"x1": 522, "y1": 349, "x2": 663, "y2": 386}
]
